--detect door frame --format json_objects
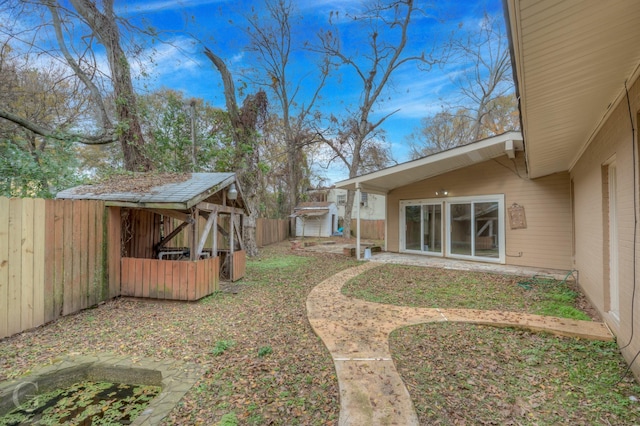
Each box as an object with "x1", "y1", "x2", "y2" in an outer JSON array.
[
  {"x1": 399, "y1": 194, "x2": 506, "y2": 263},
  {"x1": 606, "y1": 157, "x2": 620, "y2": 321},
  {"x1": 445, "y1": 194, "x2": 506, "y2": 264},
  {"x1": 399, "y1": 199, "x2": 445, "y2": 257}
]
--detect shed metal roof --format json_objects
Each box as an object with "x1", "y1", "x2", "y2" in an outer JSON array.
[{"x1": 56, "y1": 172, "x2": 238, "y2": 210}]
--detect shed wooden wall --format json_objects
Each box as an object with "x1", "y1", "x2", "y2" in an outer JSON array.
[
  {"x1": 122, "y1": 209, "x2": 164, "y2": 258},
  {"x1": 386, "y1": 154, "x2": 572, "y2": 270},
  {"x1": 120, "y1": 256, "x2": 219, "y2": 300}
]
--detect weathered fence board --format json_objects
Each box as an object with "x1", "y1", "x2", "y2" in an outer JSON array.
[
  {"x1": 256, "y1": 218, "x2": 289, "y2": 247},
  {"x1": 354, "y1": 219, "x2": 385, "y2": 240},
  {"x1": 232, "y1": 250, "x2": 246, "y2": 282},
  {"x1": 8, "y1": 199, "x2": 22, "y2": 336},
  {"x1": 0, "y1": 198, "x2": 108, "y2": 340},
  {"x1": 107, "y1": 207, "x2": 121, "y2": 299},
  {"x1": 0, "y1": 198, "x2": 9, "y2": 338},
  {"x1": 21, "y1": 198, "x2": 34, "y2": 332}
]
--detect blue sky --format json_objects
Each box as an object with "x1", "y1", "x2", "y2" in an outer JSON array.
[{"x1": 17, "y1": 0, "x2": 507, "y2": 183}]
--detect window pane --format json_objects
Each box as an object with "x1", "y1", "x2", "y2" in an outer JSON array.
[
  {"x1": 450, "y1": 203, "x2": 472, "y2": 255},
  {"x1": 475, "y1": 202, "x2": 499, "y2": 258},
  {"x1": 423, "y1": 204, "x2": 442, "y2": 253},
  {"x1": 405, "y1": 206, "x2": 421, "y2": 250}
]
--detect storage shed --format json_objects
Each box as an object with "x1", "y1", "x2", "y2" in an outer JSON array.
[
  {"x1": 293, "y1": 202, "x2": 338, "y2": 238},
  {"x1": 56, "y1": 172, "x2": 248, "y2": 301}
]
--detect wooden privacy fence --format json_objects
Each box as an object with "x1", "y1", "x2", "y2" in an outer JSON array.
[
  {"x1": 0, "y1": 197, "x2": 108, "y2": 340},
  {"x1": 256, "y1": 218, "x2": 289, "y2": 247},
  {"x1": 355, "y1": 219, "x2": 385, "y2": 240},
  {"x1": 0, "y1": 197, "x2": 288, "y2": 340}
]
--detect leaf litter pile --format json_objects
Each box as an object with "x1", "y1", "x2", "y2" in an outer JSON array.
[{"x1": 1, "y1": 243, "x2": 640, "y2": 424}]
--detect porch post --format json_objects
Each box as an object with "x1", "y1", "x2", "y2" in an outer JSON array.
[
  {"x1": 356, "y1": 183, "x2": 361, "y2": 260},
  {"x1": 190, "y1": 207, "x2": 199, "y2": 260}
]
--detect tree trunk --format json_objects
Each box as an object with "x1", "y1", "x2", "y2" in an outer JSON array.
[
  {"x1": 343, "y1": 189, "x2": 355, "y2": 238},
  {"x1": 286, "y1": 136, "x2": 301, "y2": 214},
  {"x1": 204, "y1": 47, "x2": 266, "y2": 257},
  {"x1": 68, "y1": 0, "x2": 150, "y2": 172},
  {"x1": 242, "y1": 196, "x2": 259, "y2": 256}
]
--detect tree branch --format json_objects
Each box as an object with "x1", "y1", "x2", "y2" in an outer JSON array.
[
  {"x1": 203, "y1": 46, "x2": 240, "y2": 125},
  {"x1": 47, "y1": 0, "x2": 112, "y2": 131},
  {"x1": 0, "y1": 108, "x2": 117, "y2": 144}
]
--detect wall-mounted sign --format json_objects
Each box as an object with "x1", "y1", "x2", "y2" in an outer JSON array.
[{"x1": 508, "y1": 203, "x2": 527, "y2": 229}]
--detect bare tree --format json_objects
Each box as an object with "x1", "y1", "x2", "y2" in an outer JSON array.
[
  {"x1": 448, "y1": 12, "x2": 515, "y2": 142},
  {"x1": 407, "y1": 108, "x2": 474, "y2": 158},
  {"x1": 0, "y1": 0, "x2": 150, "y2": 171},
  {"x1": 204, "y1": 47, "x2": 268, "y2": 257},
  {"x1": 408, "y1": 12, "x2": 518, "y2": 157},
  {"x1": 316, "y1": 0, "x2": 439, "y2": 238},
  {"x1": 245, "y1": 0, "x2": 329, "y2": 215}
]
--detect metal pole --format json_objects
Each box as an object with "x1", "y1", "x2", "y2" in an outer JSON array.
[
  {"x1": 356, "y1": 183, "x2": 361, "y2": 260},
  {"x1": 190, "y1": 99, "x2": 196, "y2": 171}
]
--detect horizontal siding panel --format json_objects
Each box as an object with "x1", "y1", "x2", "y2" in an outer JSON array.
[{"x1": 388, "y1": 155, "x2": 572, "y2": 270}]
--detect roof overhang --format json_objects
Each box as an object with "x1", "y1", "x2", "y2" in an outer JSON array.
[
  {"x1": 56, "y1": 173, "x2": 248, "y2": 214},
  {"x1": 503, "y1": 0, "x2": 640, "y2": 178},
  {"x1": 336, "y1": 131, "x2": 523, "y2": 194},
  {"x1": 292, "y1": 209, "x2": 329, "y2": 217}
]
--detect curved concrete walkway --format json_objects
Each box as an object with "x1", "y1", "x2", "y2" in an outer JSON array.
[{"x1": 306, "y1": 263, "x2": 614, "y2": 426}]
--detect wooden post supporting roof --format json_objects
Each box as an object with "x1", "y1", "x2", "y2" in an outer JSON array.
[
  {"x1": 197, "y1": 211, "x2": 217, "y2": 258},
  {"x1": 190, "y1": 207, "x2": 199, "y2": 261}
]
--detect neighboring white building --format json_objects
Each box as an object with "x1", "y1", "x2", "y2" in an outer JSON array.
[
  {"x1": 310, "y1": 187, "x2": 385, "y2": 221},
  {"x1": 293, "y1": 202, "x2": 339, "y2": 238}
]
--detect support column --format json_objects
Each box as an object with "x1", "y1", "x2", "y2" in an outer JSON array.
[{"x1": 356, "y1": 183, "x2": 361, "y2": 261}]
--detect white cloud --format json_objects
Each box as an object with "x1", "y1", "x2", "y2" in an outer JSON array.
[
  {"x1": 371, "y1": 69, "x2": 459, "y2": 119},
  {"x1": 116, "y1": 0, "x2": 229, "y2": 15}
]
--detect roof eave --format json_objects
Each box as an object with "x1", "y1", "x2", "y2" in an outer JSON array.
[{"x1": 336, "y1": 131, "x2": 523, "y2": 193}]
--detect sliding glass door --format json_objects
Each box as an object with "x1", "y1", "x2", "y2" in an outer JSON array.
[
  {"x1": 449, "y1": 201, "x2": 499, "y2": 259},
  {"x1": 402, "y1": 203, "x2": 442, "y2": 255},
  {"x1": 401, "y1": 195, "x2": 504, "y2": 263}
]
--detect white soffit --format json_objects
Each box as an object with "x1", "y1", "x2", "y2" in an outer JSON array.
[
  {"x1": 505, "y1": 0, "x2": 640, "y2": 178},
  {"x1": 336, "y1": 132, "x2": 523, "y2": 194}
]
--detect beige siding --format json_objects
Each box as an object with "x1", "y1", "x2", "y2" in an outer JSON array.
[
  {"x1": 570, "y1": 76, "x2": 640, "y2": 373},
  {"x1": 387, "y1": 154, "x2": 572, "y2": 270}
]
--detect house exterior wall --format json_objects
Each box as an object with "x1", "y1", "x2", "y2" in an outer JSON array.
[
  {"x1": 570, "y1": 76, "x2": 640, "y2": 372},
  {"x1": 386, "y1": 154, "x2": 572, "y2": 270},
  {"x1": 327, "y1": 188, "x2": 386, "y2": 220}
]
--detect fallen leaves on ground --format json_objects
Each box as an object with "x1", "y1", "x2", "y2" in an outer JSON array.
[
  {"x1": 0, "y1": 242, "x2": 357, "y2": 425},
  {"x1": 391, "y1": 323, "x2": 640, "y2": 425},
  {"x1": 342, "y1": 264, "x2": 600, "y2": 320}
]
